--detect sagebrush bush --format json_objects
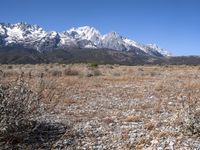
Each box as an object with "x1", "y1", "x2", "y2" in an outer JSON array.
[
  {"x1": 0, "y1": 77, "x2": 66, "y2": 149},
  {"x1": 0, "y1": 78, "x2": 43, "y2": 144},
  {"x1": 51, "y1": 70, "x2": 62, "y2": 77},
  {"x1": 64, "y1": 68, "x2": 79, "y2": 76},
  {"x1": 172, "y1": 93, "x2": 200, "y2": 137},
  {"x1": 182, "y1": 98, "x2": 200, "y2": 136},
  {"x1": 92, "y1": 69, "x2": 101, "y2": 76},
  {"x1": 86, "y1": 68, "x2": 102, "y2": 77},
  {"x1": 184, "y1": 109, "x2": 200, "y2": 136},
  {"x1": 3, "y1": 71, "x2": 18, "y2": 78},
  {"x1": 7, "y1": 65, "x2": 13, "y2": 69}
]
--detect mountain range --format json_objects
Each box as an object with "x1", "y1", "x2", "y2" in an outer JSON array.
[
  {"x1": 1, "y1": 22, "x2": 200, "y2": 65},
  {"x1": 0, "y1": 22, "x2": 170, "y2": 57}
]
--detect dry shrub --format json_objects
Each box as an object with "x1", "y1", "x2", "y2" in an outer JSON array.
[
  {"x1": 181, "y1": 97, "x2": 200, "y2": 136},
  {"x1": 86, "y1": 68, "x2": 102, "y2": 77},
  {"x1": 157, "y1": 131, "x2": 169, "y2": 138},
  {"x1": 92, "y1": 69, "x2": 102, "y2": 76},
  {"x1": 149, "y1": 71, "x2": 157, "y2": 77},
  {"x1": 124, "y1": 115, "x2": 142, "y2": 122},
  {"x1": 154, "y1": 81, "x2": 164, "y2": 91},
  {"x1": 7, "y1": 65, "x2": 13, "y2": 69},
  {"x1": 154, "y1": 99, "x2": 163, "y2": 113},
  {"x1": 0, "y1": 70, "x2": 4, "y2": 78},
  {"x1": 121, "y1": 129, "x2": 130, "y2": 140},
  {"x1": 49, "y1": 64, "x2": 54, "y2": 68},
  {"x1": 64, "y1": 68, "x2": 79, "y2": 76},
  {"x1": 44, "y1": 67, "x2": 49, "y2": 72},
  {"x1": 164, "y1": 65, "x2": 169, "y2": 68},
  {"x1": 61, "y1": 64, "x2": 66, "y2": 68},
  {"x1": 50, "y1": 70, "x2": 62, "y2": 77},
  {"x1": 106, "y1": 65, "x2": 114, "y2": 69},
  {"x1": 184, "y1": 110, "x2": 200, "y2": 136},
  {"x1": 3, "y1": 71, "x2": 18, "y2": 78},
  {"x1": 127, "y1": 68, "x2": 134, "y2": 74},
  {"x1": 137, "y1": 67, "x2": 144, "y2": 71},
  {"x1": 35, "y1": 78, "x2": 65, "y2": 113},
  {"x1": 113, "y1": 72, "x2": 121, "y2": 76},
  {"x1": 63, "y1": 98, "x2": 77, "y2": 106},
  {"x1": 0, "y1": 79, "x2": 42, "y2": 144},
  {"x1": 135, "y1": 137, "x2": 151, "y2": 149},
  {"x1": 144, "y1": 122, "x2": 156, "y2": 130},
  {"x1": 103, "y1": 117, "x2": 115, "y2": 124},
  {"x1": 171, "y1": 92, "x2": 200, "y2": 137},
  {"x1": 89, "y1": 63, "x2": 98, "y2": 68},
  {"x1": 0, "y1": 77, "x2": 65, "y2": 148}
]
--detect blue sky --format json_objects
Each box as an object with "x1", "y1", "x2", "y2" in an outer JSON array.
[{"x1": 0, "y1": 0, "x2": 200, "y2": 55}]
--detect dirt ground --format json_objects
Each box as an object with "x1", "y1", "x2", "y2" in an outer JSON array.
[{"x1": 1, "y1": 64, "x2": 200, "y2": 149}]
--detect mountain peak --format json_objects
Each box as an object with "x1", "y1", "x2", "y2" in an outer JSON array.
[
  {"x1": 105, "y1": 32, "x2": 121, "y2": 38},
  {"x1": 68, "y1": 26, "x2": 101, "y2": 37},
  {"x1": 15, "y1": 22, "x2": 28, "y2": 26},
  {"x1": 77, "y1": 26, "x2": 97, "y2": 31}
]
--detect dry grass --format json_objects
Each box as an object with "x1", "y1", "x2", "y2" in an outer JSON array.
[
  {"x1": 124, "y1": 115, "x2": 142, "y2": 122},
  {"x1": 1, "y1": 64, "x2": 200, "y2": 149},
  {"x1": 144, "y1": 122, "x2": 156, "y2": 130}
]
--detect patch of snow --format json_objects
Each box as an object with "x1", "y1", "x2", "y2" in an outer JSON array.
[
  {"x1": 147, "y1": 43, "x2": 172, "y2": 56},
  {"x1": 6, "y1": 26, "x2": 24, "y2": 39}
]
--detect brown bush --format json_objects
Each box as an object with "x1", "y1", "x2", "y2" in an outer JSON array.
[
  {"x1": 0, "y1": 79, "x2": 42, "y2": 144},
  {"x1": 7, "y1": 65, "x2": 13, "y2": 69},
  {"x1": 50, "y1": 70, "x2": 62, "y2": 77},
  {"x1": 144, "y1": 122, "x2": 156, "y2": 130},
  {"x1": 0, "y1": 78, "x2": 66, "y2": 149},
  {"x1": 89, "y1": 63, "x2": 98, "y2": 68},
  {"x1": 64, "y1": 68, "x2": 79, "y2": 76},
  {"x1": 124, "y1": 115, "x2": 142, "y2": 122},
  {"x1": 172, "y1": 93, "x2": 200, "y2": 137},
  {"x1": 86, "y1": 68, "x2": 102, "y2": 77},
  {"x1": 182, "y1": 98, "x2": 200, "y2": 136}
]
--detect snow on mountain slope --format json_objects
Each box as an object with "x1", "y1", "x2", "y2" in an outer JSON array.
[
  {"x1": 146, "y1": 44, "x2": 171, "y2": 56},
  {"x1": 101, "y1": 32, "x2": 126, "y2": 50},
  {"x1": 68, "y1": 26, "x2": 101, "y2": 44},
  {"x1": 0, "y1": 22, "x2": 171, "y2": 56},
  {"x1": 0, "y1": 23, "x2": 48, "y2": 50},
  {"x1": 0, "y1": 25, "x2": 5, "y2": 35}
]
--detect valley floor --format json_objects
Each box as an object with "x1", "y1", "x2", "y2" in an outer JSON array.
[{"x1": 1, "y1": 64, "x2": 200, "y2": 149}]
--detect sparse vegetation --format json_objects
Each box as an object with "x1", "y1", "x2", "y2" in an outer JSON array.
[{"x1": 0, "y1": 64, "x2": 200, "y2": 149}]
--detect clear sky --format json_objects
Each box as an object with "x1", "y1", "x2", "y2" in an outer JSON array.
[{"x1": 0, "y1": 0, "x2": 200, "y2": 56}]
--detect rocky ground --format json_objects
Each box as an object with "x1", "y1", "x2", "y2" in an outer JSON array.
[{"x1": 1, "y1": 64, "x2": 200, "y2": 149}]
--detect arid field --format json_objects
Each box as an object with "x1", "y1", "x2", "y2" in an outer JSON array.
[{"x1": 1, "y1": 64, "x2": 200, "y2": 149}]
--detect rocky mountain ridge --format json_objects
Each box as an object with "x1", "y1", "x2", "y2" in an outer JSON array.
[{"x1": 0, "y1": 22, "x2": 171, "y2": 57}]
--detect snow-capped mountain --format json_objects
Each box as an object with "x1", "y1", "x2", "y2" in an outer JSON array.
[{"x1": 0, "y1": 22, "x2": 171, "y2": 57}]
